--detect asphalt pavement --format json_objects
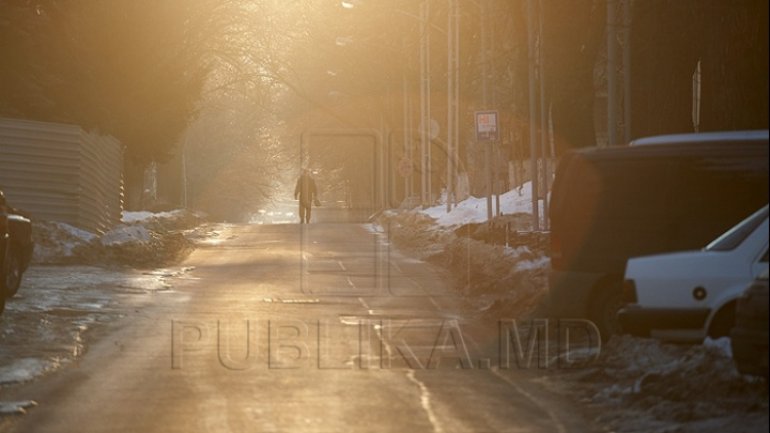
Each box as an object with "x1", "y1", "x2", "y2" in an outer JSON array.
[{"x1": 1, "y1": 222, "x2": 600, "y2": 433}]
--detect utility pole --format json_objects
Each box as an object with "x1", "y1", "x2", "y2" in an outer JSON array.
[
  {"x1": 527, "y1": 0, "x2": 540, "y2": 230},
  {"x1": 481, "y1": 0, "x2": 493, "y2": 221},
  {"x1": 622, "y1": 0, "x2": 633, "y2": 143},
  {"x1": 452, "y1": 0, "x2": 459, "y2": 212},
  {"x1": 419, "y1": 1, "x2": 430, "y2": 207},
  {"x1": 607, "y1": 0, "x2": 618, "y2": 147},
  {"x1": 403, "y1": 66, "x2": 411, "y2": 200},
  {"x1": 446, "y1": 0, "x2": 452, "y2": 213},
  {"x1": 488, "y1": 6, "x2": 500, "y2": 217},
  {"x1": 446, "y1": 0, "x2": 459, "y2": 213},
  {"x1": 538, "y1": 0, "x2": 549, "y2": 230},
  {"x1": 182, "y1": 129, "x2": 189, "y2": 208},
  {"x1": 426, "y1": 6, "x2": 432, "y2": 207}
]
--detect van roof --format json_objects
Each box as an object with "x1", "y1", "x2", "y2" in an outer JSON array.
[
  {"x1": 570, "y1": 130, "x2": 769, "y2": 160},
  {"x1": 630, "y1": 130, "x2": 769, "y2": 146}
]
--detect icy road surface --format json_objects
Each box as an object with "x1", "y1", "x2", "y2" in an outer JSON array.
[
  {"x1": 1, "y1": 266, "x2": 193, "y2": 388},
  {"x1": 0, "y1": 223, "x2": 600, "y2": 433}
]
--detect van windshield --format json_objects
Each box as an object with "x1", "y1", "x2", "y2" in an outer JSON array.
[{"x1": 705, "y1": 205, "x2": 769, "y2": 251}]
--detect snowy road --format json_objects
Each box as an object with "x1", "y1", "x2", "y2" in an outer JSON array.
[{"x1": 0, "y1": 223, "x2": 600, "y2": 433}]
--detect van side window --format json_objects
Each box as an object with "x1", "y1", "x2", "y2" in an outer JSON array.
[
  {"x1": 556, "y1": 156, "x2": 601, "y2": 219},
  {"x1": 597, "y1": 160, "x2": 670, "y2": 219},
  {"x1": 669, "y1": 155, "x2": 770, "y2": 248},
  {"x1": 761, "y1": 249, "x2": 769, "y2": 263}
]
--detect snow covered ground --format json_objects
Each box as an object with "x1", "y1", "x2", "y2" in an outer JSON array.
[
  {"x1": 419, "y1": 181, "x2": 545, "y2": 228},
  {"x1": 547, "y1": 335, "x2": 768, "y2": 433}
]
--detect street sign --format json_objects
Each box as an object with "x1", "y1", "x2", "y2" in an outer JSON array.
[{"x1": 475, "y1": 110, "x2": 499, "y2": 142}]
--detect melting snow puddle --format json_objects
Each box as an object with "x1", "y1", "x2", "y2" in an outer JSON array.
[
  {"x1": 1, "y1": 263, "x2": 191, "y2": 397},
  {"x1": 361, "y1": 223, "x2": 385, "y2": 234},
  {"x1": 0, "y1": 358, "x2": 61, "y2": 386},
  {"x1": 143, "y1": 266, "x2": 196, "y2": 278},
  {"x1": 184, "y1": 223, "x2": 238, "y2": 246},
  {"x1": 338, "y1": 315, "x2": 450, "y2": 328},
  {"x1": 262, "y1": 297, "x2": 322, "y2": 304},
  {"x1": 14, "y1": 266, "x2": 175, "y2": 300},
  {"x1": 280, "y1": 298, "x2": 321, "y2": 304},
  {"x1": 0, "y1": 401, "x2": 38, "y2": 416}
]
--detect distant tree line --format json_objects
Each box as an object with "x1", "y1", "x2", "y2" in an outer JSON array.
[
  {"x1": 272, "y1": 0, "x2": 768, "y2": 201},
  {"x1": 0, "y1": 0, "x2": 277, "y2": 212},
  {"x1": 3, "y1": 0, "x2": 767, "y2": 157},
  {"x1": 1, "y1": 2, "x2": 269, "y2": 160},
  {"x1": 1, "y1": 1, "x2": 210, "y2": 163},
  {"x1": 492, "y1": 0, "x2": 768, "y2": 153},
  {"x1": 2, "y1": 0, "x2": 767, "y2": 212}
]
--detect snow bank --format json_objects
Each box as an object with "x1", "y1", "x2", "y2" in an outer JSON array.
[
  {"x1": 56, "y1": 222, "x2": 98, "y2": 243},
  {"x1": 379, "y1": 202, "x2": 551, "y2": 318},
  {"x1": 31, "y1": 209, "x2": 202, "y2": 266},
  {"x1": 32, "y1": 222, "x2": 98, "y2": 263},
  {"x1": 121, "y1": 209, "x2": 188, "y2": 224},
  {"x1": 419, "y1": 181, "x2": 540, "y2": 227},
  {"x1": 100, "y1": 225, "x2": 152, "y2": 246}
]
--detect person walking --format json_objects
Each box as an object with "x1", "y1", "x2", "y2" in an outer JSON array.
[{"x1": 294, "y1": 169, "x2": 318, "y2": 224}]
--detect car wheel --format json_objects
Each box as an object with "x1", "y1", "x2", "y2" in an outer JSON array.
[
  {"x1": 708, "y1": 303, "x2": 736, "y2": 338},
  {"x1": 2, "y1": 247, "x2": 22, "y2": 298},
  {"x1": 590, "y1": 285, "x2": 625, "y2": 341}
]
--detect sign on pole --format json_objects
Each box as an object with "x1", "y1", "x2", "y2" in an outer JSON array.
[
  {"x1": 476, "y1": 110, "x2": 499, "y2": 222},
  {"x1": 475, "y1": 110, "x2": 499, "y2": 142}
]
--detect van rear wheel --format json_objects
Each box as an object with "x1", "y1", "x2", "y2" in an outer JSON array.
[{"x1": 589, "y1": 287, "x2": 625, "y2": 341}]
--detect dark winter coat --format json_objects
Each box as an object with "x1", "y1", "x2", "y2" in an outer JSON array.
[{"x1": 294, "y1": 174, "x2": 317, "y2": 206}]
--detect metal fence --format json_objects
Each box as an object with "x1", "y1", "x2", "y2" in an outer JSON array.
[{"x1": 0, "y1": 117, "x2": 123, "y2": 233}]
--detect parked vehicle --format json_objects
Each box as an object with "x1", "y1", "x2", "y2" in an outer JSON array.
[
  {"x1": 1, "y1": 189, "x2": 34, "y2": 314},
  {"x1": 731, "y1": 270, "x2": 769, "y2": 378},
  {"x1": 548, "y1": 130, "x2": 769, "y2": 339},
  {"x1": 618, "y1": 206, "x2": 768, "y2": 341}
]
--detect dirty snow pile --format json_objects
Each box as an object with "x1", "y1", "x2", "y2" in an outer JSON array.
[
  {"x1": 552, "y1": 335, "x2": 769, "y2": 432},
  {"x1": 378, "y1": 182, "x2": 551, "y2": 318},
  {"x1": 32, "y1": 209, "x2": 205, "y2": 267},
  {"x1": 31, "y1": 221, "x2": 98, "y2": 263}
]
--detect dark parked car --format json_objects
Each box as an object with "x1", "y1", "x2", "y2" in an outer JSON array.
[
  {"x1": 1, "y1": 189, "x2": 34, "y2": 315},
  {"x1": 548, "y1": 130, "x2": 769, "y2": 339},
  {"x1": 731, "y1": 269, "x2": 769, "y2": 378}
]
